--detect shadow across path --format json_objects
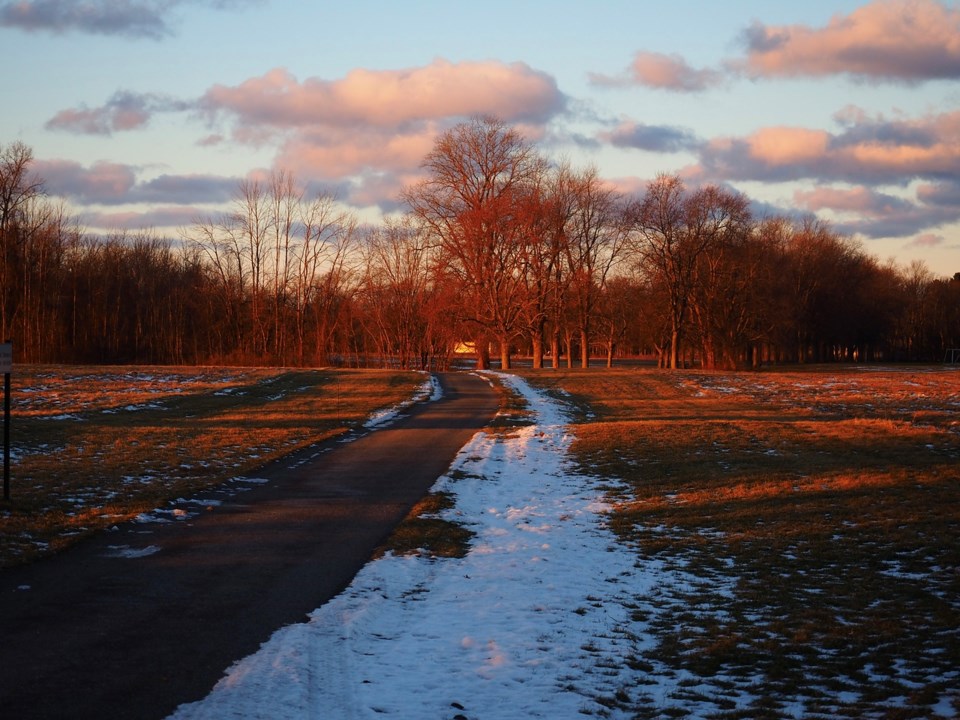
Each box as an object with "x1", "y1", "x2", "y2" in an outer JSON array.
[{"x1": 0, "y1": 372, "x2": 499, "y2": 720}]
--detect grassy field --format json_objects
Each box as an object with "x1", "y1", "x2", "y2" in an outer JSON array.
[
  {"x1": 521, "y1": 365, "x2": 960, "y2": 719},
  {"x1": 3, "y1": 363, "x2": 958, "y2": 717},
  {"x1": 0, "y1": 366, "x2": 426, "y2": 566}
]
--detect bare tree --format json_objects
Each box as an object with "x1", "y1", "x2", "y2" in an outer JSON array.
[
  {"x1": 897, "y1": 260, "x2": 935, "y2": 361},
  {"x1": 403, "y1": 116, "x2": 545, "y2": 369},
  {"x1": 595, "y1": 275, "x2": 640, "y2": 366},
  {"x1": 628, "y1": 175, "x2": 749, "y2": 369},
  {"x1": 780, "y1": 218, "x2": 868, "y2": 362},
  {"x1": 927, "y1": 273, "x2": 960, "y2": 359},
  {"x1": 515, "y1": 163, "x2": 559, "y2": 369},
  {"x1": 1, "y1": 141, "x2": 46, "y2": 344},
  {"x1": 268, "y1": 170, "x2": 299, "y2": 362},
  {"x1": 7, "y1": 139, "x2": 956, "y2": 369},
  {"x1": 684, "y1": 187, "x2": 754, "y2": 369},
  {"x1": 562, "y1": 165, "x2": 628, "y2": 368},
  {"x1": 359, "y1": 220, "x2": 433, "y2": 369},
  {"x1": 185, "y1": 211, "x2": 247, "y2": 359},
  {"x1": 233, "y1": 178, "x2": 273, "y2": 357},
  {"x1": 185, "y1": 173, "x2": 357, "y2": 365},
  {"x1": 292, "y1": 191, "x2": 356, "y2": 366}
]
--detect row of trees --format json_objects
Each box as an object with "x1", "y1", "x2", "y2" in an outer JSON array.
[{"x1": 2, "y1": 124, "x2": 958, "y2": 371}]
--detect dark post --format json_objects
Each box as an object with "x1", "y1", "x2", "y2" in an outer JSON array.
[
  {"x1": 3, "y1": 371, "x2": 9, "y2": 500},
  {"x1": 2, "y1": 341, "x2": 10, "y2": 501}
]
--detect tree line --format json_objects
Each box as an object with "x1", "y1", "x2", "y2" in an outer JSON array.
[{"x1": 2, "y1": 121, "x2": 958, "y2": 371}]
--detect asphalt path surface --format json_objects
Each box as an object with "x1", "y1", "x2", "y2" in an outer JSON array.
[{"x1": 0, "y1": 372, "x2": 499, "y2": 720}]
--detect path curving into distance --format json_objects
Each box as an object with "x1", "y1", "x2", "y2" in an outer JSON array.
[{"x1": 0, "y1": 372, "x2": 499, "y2": 720}]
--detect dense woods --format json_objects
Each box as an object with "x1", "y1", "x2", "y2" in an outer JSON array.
[{"x1": 2, "y1": 123, "x2": 958, "y2": 370}]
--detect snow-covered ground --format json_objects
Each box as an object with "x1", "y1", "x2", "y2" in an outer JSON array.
[
  {"x1": 164, "y1": 371, "x2": 958, "y2": 719},
  {"x1": 166, "y1": 373, "x2": 680, "y2": 719},
  {"x1": 362, "y1": 374, "x2": 441, "y2": 429}
]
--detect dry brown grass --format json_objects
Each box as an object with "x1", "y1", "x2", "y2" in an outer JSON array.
[
  {"x1": 1, "y1": 366, "x2": 426, "y2": 566},
  {"x1": 376, "y1": 491, "x2": 476, "y2": 560},
  {"x1": 521, "y1": 365, "x2": 960, "y2": 719}
]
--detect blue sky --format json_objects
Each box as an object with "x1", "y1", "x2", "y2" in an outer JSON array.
[{"x1": 2, "y1": 0, "x2": 959, "y2": 275}]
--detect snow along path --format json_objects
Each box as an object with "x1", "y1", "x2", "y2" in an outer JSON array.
[{"x1": 168, "y1": 373, "x2": 652, "y2": 719}]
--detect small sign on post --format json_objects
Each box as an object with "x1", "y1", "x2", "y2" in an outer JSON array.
[{"x1": 2, "y1": 341, "x2": 10, "y2": 501}]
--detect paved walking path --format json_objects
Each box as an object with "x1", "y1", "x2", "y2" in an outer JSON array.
[{"x1": 0, "y1": 372, "x2": 499, "y2": 720}]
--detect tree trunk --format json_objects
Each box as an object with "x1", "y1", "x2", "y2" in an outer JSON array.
[
  {"x1": 550, "y1": 332, "x2": 560, "y2": 369},
  {"x1": 531, "y1": 334, "x2": 543, "y2": 369},
  {"x1": 476, "y1": 339, "x2": 490, "y2": 370},
  {"x1": 670, "y1": 326, "x2": 680, "y2": 370},
  {"x1": 701, "y1": 336, "x2": 716, "y2": 370}
]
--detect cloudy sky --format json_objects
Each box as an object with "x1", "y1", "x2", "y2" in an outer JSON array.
[{"x1": 2, "y1": 0, "x2": 959, "y2": 275}]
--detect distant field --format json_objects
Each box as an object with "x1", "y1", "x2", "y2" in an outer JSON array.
[
  {"x1": 521, "y1": 365, "x2": 960, "y2": 718},
  {"x1": 0, "y1": 366, "x2": 426, "y2": 566}
]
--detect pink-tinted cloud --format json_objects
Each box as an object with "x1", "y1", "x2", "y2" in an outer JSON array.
[
  {"x1": 82, "y1": 206, "x2": 208, "y2": 231},
  {"x1": 195, "y1": 60, "x2": 566, "y2": 212},
  {"x1": 273, "y1": 125, "x2": 437, "y2": 181},
  {"x1": 907, "y1": 232, "x2": 945, "y2": 248},
  {"x1": 46, "y1": 91, "x2": 189, "y2": 135},
  {"x1": 269, "y1": 125, "x2": 440, "y2": 210},
  {"x1": 590, "y1": 1, "x2": 959, "y2": 98},
  {"x1": 36, "y1": 158, "x2": 237, "y2": 206},
  {"x1": 604, "y1": 175, "x2": 653, "y2": 199},
  {"x1": 793, "y1": 186, "x2": 913, "y2": 215},
  {"x1": 590, "y1": 51, "x2": 722, "y2": 92},
  {"x1": 790, "y1": 184, "x2": 960, "y2": 239},
  {"x1": 41, "y1": 59, "x2": 566, "y2": 214},
  {"x1": 697, "y1": 108, "x2": 960, "y2": 185},
  {"x1": 346, "y1": 171, "x2": 425, "y2": 213},
  {"x1": 737, "y1": 0, "x2": 960, "y2": 83},
  {"x1": 744, "y1": 127, "x2": 832, "y2": 166},
  {"x1": 201, "y1": 60, "x2": 566, "y2": 131},
  {"x1": 36, "y1": 159, "x2": 138, "y2": 203},
  {"x1": 689, "y1": 106, "x2": 960, "y2": 241},
  {"x1": 793, "y1": 185, "x2": 863, "y2": 212}
]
